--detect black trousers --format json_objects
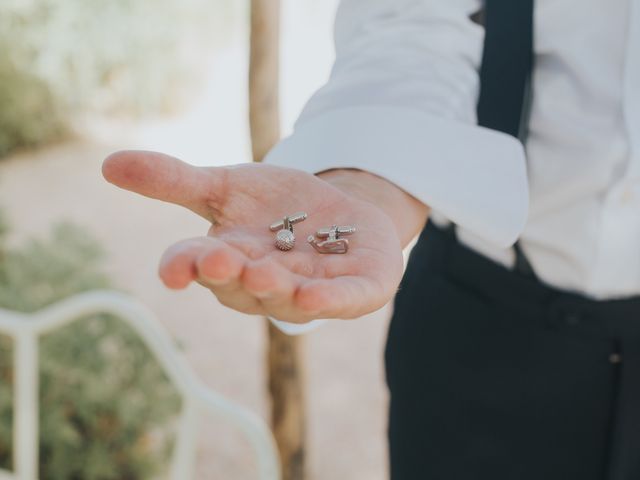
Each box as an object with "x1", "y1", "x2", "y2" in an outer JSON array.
[{"x1": 385, "y1": 221, "x2": 640, "y2": 480}]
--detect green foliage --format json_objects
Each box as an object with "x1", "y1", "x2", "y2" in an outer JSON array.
[
  {"x1": 0, "y1": 216, "x2": 181, "y2": 479},
  {"x1": 0, "y1": 47, "x2": 66, "y2": 158},
  {"x1": 0, "y1": 216, "x2": 10, "y2": 468},
  {"x1": 0, "y1": 210, "x2": 8, "y2": 249},
  {"x1": 0, "y1": 335, "x2": 11, "y2": 469},
  {"x1": 1, "y1": 0, "x2": 223, "y2": 115},
  {"x1": 0, "y1": 222, "x2": 109, "y2": 312},
  {"x1": 37, "y1": 316, "x2": 181, "y2": 480},
  {"x1": 0, "y1": 0, "x2": 236, "y2": 157}
]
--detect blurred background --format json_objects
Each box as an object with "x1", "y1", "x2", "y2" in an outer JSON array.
[{"x1": 0, "y1": 1, "x2": 392, "y2": 479}]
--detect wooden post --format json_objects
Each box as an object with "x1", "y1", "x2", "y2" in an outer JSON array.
[{"x1": 248, "y1": 1, "x2": 307, "y2": 479}]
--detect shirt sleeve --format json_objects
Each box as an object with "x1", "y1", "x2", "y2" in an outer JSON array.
[{"x1": 265, "y1": 0, "x2": 529, "y2": 248}]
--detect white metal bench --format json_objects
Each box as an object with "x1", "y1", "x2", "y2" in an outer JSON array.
[{"x1": 0, "y1": 290, "x2": 281, "y2": 480}]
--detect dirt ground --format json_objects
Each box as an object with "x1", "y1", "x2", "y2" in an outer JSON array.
[{"x1": 0, "y1": 141, "x2": 393, "y2": 479}]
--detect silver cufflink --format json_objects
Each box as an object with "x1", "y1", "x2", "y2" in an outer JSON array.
[
  {"x1": 308, "y1": 225, "x2": 356, "y2": 254},
  {"x1": 269, "y1": 212, "x2": 308, "y2": 251}
]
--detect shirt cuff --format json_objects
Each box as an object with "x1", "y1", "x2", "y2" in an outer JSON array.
[{"x1": 265, "y1": 105, "x2": 529, "y2": 248}]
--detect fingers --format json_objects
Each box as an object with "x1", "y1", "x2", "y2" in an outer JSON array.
[
  {"x1": 196, "y1": 241, "x2": 246, "y2": 286},
  {"x1": 242, "y1": 258, "x2": 296, "y2": 298},
  {"x1": 158, "y1": 239, "x2": 204, "y2": 289},
  {"x1": 295, "y1": 276, "x2": 388, "y2": 319},
  {"x1": 195, "y1": 242, "x2": 265, "y2": 314},
  {"x1": 159, "y1": 237, "x2": 389, "y2": 322},
  {"x1": 159, "y1": 237, "x2": 244, "y2": 289},
  {"x1": 102, "y1": 150, "x2": 224, "y2": 220},
  {"x1": 159, "y1": 237, "x2": 291, "y2": 316}
]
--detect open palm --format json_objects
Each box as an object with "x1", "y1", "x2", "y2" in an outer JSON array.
[{"x1": 102, "y1": 151, "x2": 403, "y2": 323}]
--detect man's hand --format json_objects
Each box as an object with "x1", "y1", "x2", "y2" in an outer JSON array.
[{"x1": 102, "y1": 151, "x2": 428, "y2": 323}]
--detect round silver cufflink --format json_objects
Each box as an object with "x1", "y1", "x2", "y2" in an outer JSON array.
[
  {"x1": 275, "y1": 229, "x2": 295, "y2": 251},
  {"x1": 308, "y1": 224, "x2": 356, "y2": 254},
  {"x1": 269, "y1": 212, "x2": 308, "y2": 251}
]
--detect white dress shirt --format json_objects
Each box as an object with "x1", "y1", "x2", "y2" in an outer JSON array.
[{"x1": 266, "y1": 0, "x2": 640, "y2": 301}]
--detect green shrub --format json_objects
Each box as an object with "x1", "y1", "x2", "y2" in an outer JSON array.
[
  {"x1": 0, "y1": 214, "x2": 181, "y2": 479},
  {"x1": 0, "y1": 48, "x2": 66, "y2": 158},
  {"x1": 0, "y1": 334, "x2": 10, "y2": 469},
  {"x1": 0, "y1": 0, "x2": 236, "y2": 157}
]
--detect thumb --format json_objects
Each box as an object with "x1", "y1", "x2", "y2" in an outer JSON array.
[{"x1": 102, "y1": 150, "x2": 223, "y2": 220}]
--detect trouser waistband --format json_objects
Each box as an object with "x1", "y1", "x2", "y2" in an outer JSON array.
[{"x1": 416, "y1": 221, "x2": 640, "y2": 342}]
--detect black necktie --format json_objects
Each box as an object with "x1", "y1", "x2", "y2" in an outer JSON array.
[
  {"x1": 476, "y1": 0, "x2": 535, "y2": 141},
  {"x1": 474, "y1": 0, "x2": 535, "y2": 276}
]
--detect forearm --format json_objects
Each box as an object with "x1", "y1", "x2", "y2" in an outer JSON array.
[{"x1": 318, "y1": 168, "x2": 430, "y2": 247}]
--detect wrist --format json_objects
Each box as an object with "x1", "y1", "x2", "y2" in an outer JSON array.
[{"x1": 317, "y1": 168, "x2": 429, "y2": 246}]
